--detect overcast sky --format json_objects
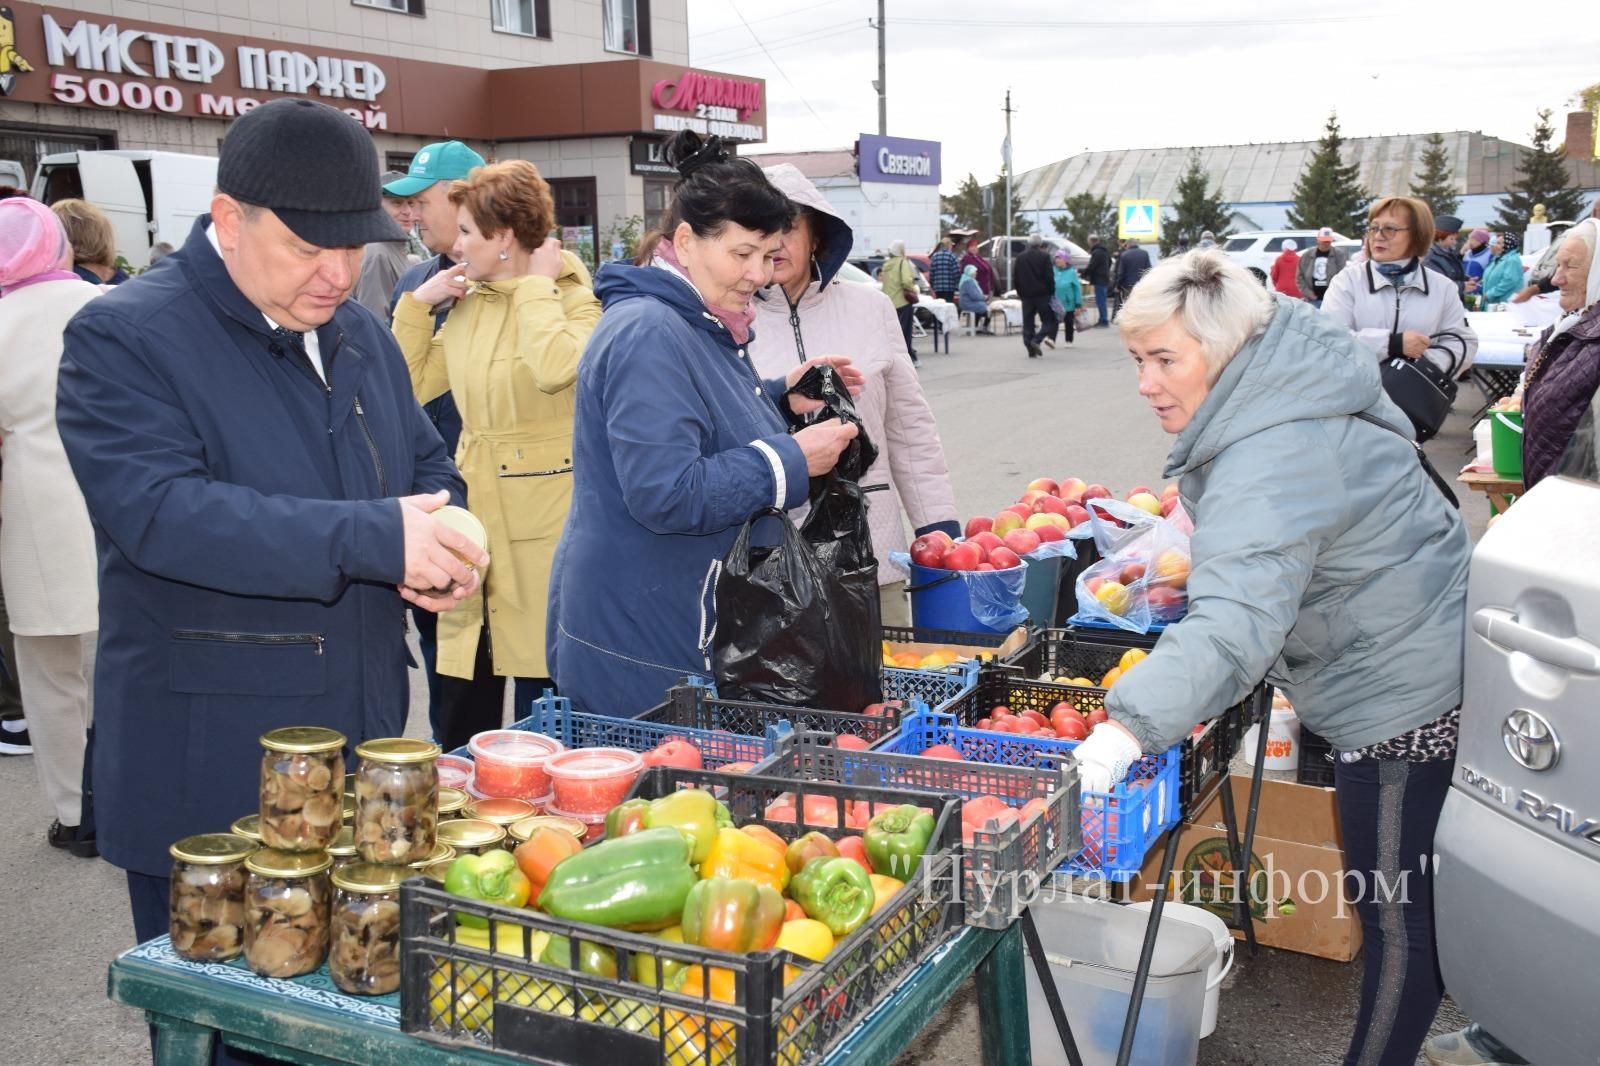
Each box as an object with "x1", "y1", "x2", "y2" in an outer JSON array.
[{"x1": 686, "y1": 0, "x2": 1596, "y2": 191}]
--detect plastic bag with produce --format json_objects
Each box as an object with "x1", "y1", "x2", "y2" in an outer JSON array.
[{"x1": 1071, "y1": 501, "x2": 1191, "y2": 633}]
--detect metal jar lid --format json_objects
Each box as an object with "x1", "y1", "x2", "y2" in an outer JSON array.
[
  {"x1": 261, "y1": 726, "x2": 347, "y2": 755},
  {"x1": 409, "y1": 841, "x2": 457, "y2": 869},
  {"x1": 464, "y1": 797, "x2": 537, "y2": 827},
  {"x1": 331, "y1": 862, "x2": 413, "y2": 895},
  {"x1": 437, "y1": 787, "x2": 469, "y2": 816},
  {"x1": 245, "y1": 847, "x2": 332, "y2": 878},
  {"x1": 354, "y1": 738, "x2": 441, "y2": 765},
  {"x1": 325, "y1": 826, "x2": 357, "y2": 858},
  {"x1": 170, "y1": 833, "x2": 256, "y2": 865},
  {"x1": 433, "y1": 505, "x2": 489, "y2": 553},
  {"x1": 508, "y1": 815, "x2": 589, "y2": 844},
  {"x1": 436, "y1": 818, "x2": 507, "y2": 851},
  {"x1": 420, "y1": 859, "x2": 454, "y2": 883},
  {"x1": 230, "y1": 814, "x2": 263, "y2": 843}
]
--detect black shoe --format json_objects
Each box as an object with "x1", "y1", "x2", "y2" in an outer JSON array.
[
  {"x1": 0, "y1": 722, "x2": 31, "y2": 756},
  {"x1": 48, "y1": 819, "x2": 98, "y2": 858},
  {"x1": 1025, "y1": 341, "x2": 1042, "y2": 358}
]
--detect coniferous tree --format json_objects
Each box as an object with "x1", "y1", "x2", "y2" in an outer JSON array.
[
  {"x1": 1162, "y1": 150, "x2": 1234, "y2": 255},
  {"x1": 1051, "y1": 192, "x2": 1117, "y2": 249},
  {"x1": 1494, "y1": 110, "x2": 1588, "y2": 229},
  {"x1": 1287, "y1": 113, "x2": 1371, "y2": 235},
  {"x1": 940, "y1": 173, "x2": 989, "y2": 234},
  {"x1": 1409, "y1": 132, "x2": 1461, "y2": 218}
]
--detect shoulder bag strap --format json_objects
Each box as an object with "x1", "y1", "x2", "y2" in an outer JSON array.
[{"x1": 1351, "y1": 411, "x2": 1460, "y2": 509}]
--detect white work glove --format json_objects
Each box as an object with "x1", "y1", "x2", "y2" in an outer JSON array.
[{"x1": 1073, "y1": 721, "x2": 1144, "y2": 798}]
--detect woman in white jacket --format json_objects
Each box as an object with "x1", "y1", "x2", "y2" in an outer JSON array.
[
  {"x1": 0, "y1": 198, "x2": 101, "y2": 857},
  {"x1": 750, "y1": 165, "x2": 960, "y2": 626}
]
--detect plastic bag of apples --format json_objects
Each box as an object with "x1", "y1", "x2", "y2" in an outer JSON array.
[{"x1": 1070, "y1": 500, "x2": 1191, "y2": 633}]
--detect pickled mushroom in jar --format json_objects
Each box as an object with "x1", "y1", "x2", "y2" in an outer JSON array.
[
  {"x1": 330, "y1": 896, "x2": 402, "y2": 995},
  {"x1": 260, "y1": 746, "x2": 343, "y2": 852},
  {"x1": 244, "y1": 876, "x2": 331, "y2": 979},
  {"x1": 169, "y1": 864, "x2": 247, "y2": 962},
  {"x1": 354, "y1": 760, "x2": 438, "y2": 865}
]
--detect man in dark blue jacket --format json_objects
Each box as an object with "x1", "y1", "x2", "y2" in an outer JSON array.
[{"x1": 56, "y1": 99, "x2": 481, "y2": 961}]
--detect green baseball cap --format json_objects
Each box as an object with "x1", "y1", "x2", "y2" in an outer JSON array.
[{"x1": 384, "y1": 141, "x2": 486, "y2": 197}]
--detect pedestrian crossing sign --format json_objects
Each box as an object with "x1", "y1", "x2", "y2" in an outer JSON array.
[{"x1": 1118, "y1": 200, "x2": 1161, "y2": 240}]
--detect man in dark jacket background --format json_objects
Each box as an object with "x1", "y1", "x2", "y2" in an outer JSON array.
[
  {"x1": 56, "y1": 100, "x2": 483, "y2": 981},
  {"x1": 1012, "y1": 234, "x2": 1057, "y2": 357},
  {"x1": 1114, "y1": 239, "x2": 1153, "y2": 318},
  {"x1": 1086, "y1": 234, "x2": 1112, "y2": 326},
  {"x1": 1425, "y1": 213, "x2": 1466, "y2": 298}
]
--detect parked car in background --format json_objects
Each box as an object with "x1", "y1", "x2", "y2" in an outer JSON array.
[
  {"x1": 31, "y1": 149, "x2": 218, "y2": 270},
  {"x1": 833, "y1": 261, "x2": 876, "y2": 286},
  {"x1": 849, "y1": 256, "x2": 932, "y2": 293},
  {"x1": 1222, "y1": 230, "x2": 1348, "y2": 284},
  {"x1": 977, "y1": 235, "x2": 1089, "y2": 294},
  {"x1": 1433, "y1": 473, "x2": 1600, "y2": 1066}
]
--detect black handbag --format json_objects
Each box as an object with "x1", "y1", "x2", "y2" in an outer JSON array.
[{"x1": 1379, "y1": 333, "x2": 1465, "y2": 442}]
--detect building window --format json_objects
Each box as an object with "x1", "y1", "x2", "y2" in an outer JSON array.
[
  {"x1": 603, "y1": 0, "x2": 651, "y2": 56},
  {"x1": 492, "y1": 0, "x2": 550, "y2": 38},
  {"x1": 644, "y1": 179, "x2": 673, "y2": 236},
  {"x1": 547, "y1": 177, "x2": 598, "y2": 270},
  {"x1": 354, "y1": 0, "x2": 426, "y2": 14},
  {"x1": 386, "y1": 151, "x2": 416, "y2": 173}
]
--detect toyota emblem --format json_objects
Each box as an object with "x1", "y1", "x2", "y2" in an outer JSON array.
[{"x1": 1503, "y1": 709, "x2": 1561, "y2": 772}]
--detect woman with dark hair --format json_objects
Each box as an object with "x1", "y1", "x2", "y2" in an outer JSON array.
[
  {"x1": 547, "y1": 132, "x2": 863, "y2": 716},
  {"x1": 393, "y1": 159, "x2": 600, "y2": 743}
]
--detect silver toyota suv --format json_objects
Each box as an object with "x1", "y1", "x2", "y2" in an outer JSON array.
[{"x1": 1434, "y1": 472, "x2": 1600, "y2": 1065}]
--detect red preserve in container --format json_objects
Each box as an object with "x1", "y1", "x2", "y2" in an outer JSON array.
[
  {"x1": 467, "y1": 731, "x2": 564, "y2": 799},
  {"x1": 543, "y1": 748, "x2": 644, "y2": 816},
  {"x1": 435, "y1": 754, "x2": 474, "y2": 791}
]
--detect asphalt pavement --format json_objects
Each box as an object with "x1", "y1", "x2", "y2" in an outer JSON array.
[{"x1": 0, "y1": 318, "x2": 1485, "y2": 1064}]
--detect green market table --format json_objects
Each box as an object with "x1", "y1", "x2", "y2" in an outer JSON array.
[{"x1": 109, "y1": 922, "x2": 1030, "y2": 1066}]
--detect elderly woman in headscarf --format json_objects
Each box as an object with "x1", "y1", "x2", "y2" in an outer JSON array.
[
  {"x1": 878, "y1": 239, "x2": 920, "y2": 362},
  {"x1": 1052, "y1": 247, "x2": 1083, "y2": 346},
  {"x1": 0, "y1": 198, "x2": 103, "y2": 858},
  {"x1": 1520, "y1": 218, "x2": 1600, "y2": 488},
  {"x1": 956, "y1": 263, "x2": 992, "y2": 334},
  {"x1": 1478, "y1": 231, "x2": 1524, "y2": 307}
]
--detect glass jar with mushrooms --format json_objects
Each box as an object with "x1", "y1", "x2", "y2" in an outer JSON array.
[
  {"x1": 258, "y1": 727, "x2": 346, "y2": 853},
  {"x1": 328, "y1": 863, "x2": 409, "y2": 995},
  {"x1": 169, "y1": 833, "x2": 255, "y2": 962},
  {"x1": 243, "y1": 848, "x2": 332, "y2": 979},
  {"x1": 353, "y1": 738, "x2": 441, "y2": 865}
]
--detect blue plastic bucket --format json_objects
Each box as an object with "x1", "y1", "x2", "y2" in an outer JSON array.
[{"x1": 907, "y1": 563, "x2": 1021, "y2": 634}]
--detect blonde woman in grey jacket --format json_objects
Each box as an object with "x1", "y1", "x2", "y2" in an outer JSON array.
[{"x1": 749, "y1": 165, "x2": 960, "y2": 626}]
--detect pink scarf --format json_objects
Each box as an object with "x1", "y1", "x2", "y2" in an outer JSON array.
[{"x1": 653, "y1": 240, "x2": 755, "y2": 346}]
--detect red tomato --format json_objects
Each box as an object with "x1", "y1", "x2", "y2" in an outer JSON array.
[
  {"x1": 766, "y1": 802, "x2": 797, "y2": 823},
  {"x1": 1019, "y1": 709, "x2": 1050, "y2": 729},
  {"x1": 1087, "y1": 708, "x2": 1109, "y2": 726},
  {"x1": 921, "y1": 743, "x2": 965, "y2": 760},
  {"x1": 1053, "y1": 713, "x2": 1089, "y2": 741},
  {"x1": 860, "y1": 698, "x2": 905, "y2": 717},
  {"x1": 801, "y1": 794, "x2": 844, "y2": 827},
  {"x1": 1019, "y1": 797, "x2": 1050, "y2": 824},
  {"x1": 991, "y1": 717, "x2": 1018, "y2": 733},
  {"x1": 990, "y1": 705, "x2": 1012, "y2": 719},
  {"x1": 834, "y1": 734, "x2": 870, "y2": 751},
  {"x1": 718, "y1": 761, "x2": 758, "y2": 773},
  {"x1": 1013, "y1": 718, "x2": 1040, "y2": 735},
  {"x1": 836, "y1": 835, "x2": 873, "y2": 874},
  {"x1": 640, "y1": 738, "x2": 703, "y2": 770},
  {"x1": 961, "y1": 795, "x2": 1011, "y2": 827},
  {"x1": 975, "y1": 718, "x2": 994, "y2": 730}
]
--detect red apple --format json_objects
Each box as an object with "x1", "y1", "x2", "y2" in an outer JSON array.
[
  {"x1": 928, "y1": 530, "x2": 955, "y2": 549},
  {"x1": 1162, "y1": 484, "x2": 1181, "y2": 499},
  {"x1": 1025, "y1": 511, "x2": 1070, "y2": 533},
  {"x1": 1003, "y1": 528, "x2": 1042, "y2": 555},
  {"x1": 1033, "y1": 522, "x2": 1067, "y2": 543},
  {"x1": 1160, "y1": 497, "x2": 1181, "y2": 518},
  {"x1": 1064, "y1": 504, "x2": 1090, "y2": 527},
  {"x1": 1148, "y1": 586, "x2": 1186, "y2": 613},
  {"x1": 976, "y1": 563, "x2": 995, "y2": 571},
  {"x1": 1085, "y1": 576, "x2": 1104, "y2": 595},
  {"x1": 1032, "y1": 495, "x2": 1070, "y2": 518},
  {"x1": 909, "y1": 535, "x2": 945, "y2": 569},
  {"x1": 1058, "y1": 477, "x2": 1088, "y2": 504},
  {"x1": 942, "y1": 542, "x2": 982, "y2": 571},
  {"x1": 970, "y1": 531, "x2": 1003, "y2": 556},
  {"x1": 988, "y1": 546, "x2": 1022, "y2": 570},
  {"x1": 1082, "y1": 484, "x2": 1112, "y2": 502},
  {"x1": 993, "y1": 511, "x2": 1024, "y2": 537},
  {"x1": 1126, "y1": 485, "x2": 1153, "y2": 499},
  {"x1": 1119, "y1": 561, "x2": 1147, "y2": 585},
  {"x1": 1003, "y1": 504, "x2": 1033, "y2": 520},
  {"x1": 964, "y1": 515, "x2": 994, "y2": 539},
  {"x1": 1025, "y1": 477, "x2": 1059, "y2": 495}
]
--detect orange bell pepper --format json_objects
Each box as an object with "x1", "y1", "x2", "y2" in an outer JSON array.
[
  {"x1": 740, "y1": 824, "x2": 787, "y2": 858},
  {"x1": 700, "y1": 827, "x2": 790, "y2": 893},
  {"x1": 513, "y1": 826, "x2": 583, "y2": 904}
]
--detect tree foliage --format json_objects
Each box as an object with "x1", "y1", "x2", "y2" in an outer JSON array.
[
  {"x1": 1287, "y1": 112, "x2": 1371, "y2": 235},
  {"x1": 1408, "y1": 132, "x2": 1461, "y2": 218},
  {"x1": 940, "y1": 172, "x2": 1031, "y2": 237},
  {"x1": 1162, "y1": 151, "x2": 1233, "y2": 255},
  {"x1": 1494, "y1": 110, "x2": 1589, "y2": 230},
  {"x1": 1050, "y1": 192, "x2": 1118, "y2": 249}
]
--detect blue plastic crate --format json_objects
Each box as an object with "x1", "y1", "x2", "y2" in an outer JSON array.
[
  {"x1": 880, "y1": 663, "x2": 974, "y2": 716},
  {"x1": 646, "y1": 679, "x2": 923, "y2": 745},
  {"x1": 503, "y1": 693, "x2": 781, "y2": 769},
  {"x1": 876, "y1": 709, "x2": 1180, "y2": 881}
]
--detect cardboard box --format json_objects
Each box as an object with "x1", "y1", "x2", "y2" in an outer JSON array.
[
  {"x1": 883, "y1": 625, "x2": 1030, "y2": 667},
  {"x1": 1126, "y1": 774, "x2": 1362, "y2": 962}
]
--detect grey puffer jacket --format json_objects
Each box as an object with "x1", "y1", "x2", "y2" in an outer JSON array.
[{"x1": 1106, "y1": 296, "x2": 1471, "y2": 753}]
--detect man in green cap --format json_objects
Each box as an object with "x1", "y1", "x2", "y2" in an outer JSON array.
[{"x1": 386, "y1": 140, "x2": 487, "y2": 742}]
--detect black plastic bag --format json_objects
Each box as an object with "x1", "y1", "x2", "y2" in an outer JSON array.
[
  {"x1": 788, "y1": 363, "x2": 878, "y2": 484},
  {"x1": 712, "y1": 479, "x2": 882, "y2": 711}
]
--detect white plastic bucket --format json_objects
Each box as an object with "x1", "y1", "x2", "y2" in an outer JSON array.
[
  {"x1": 1126, "y1": 901, "x2": 1234, "y2": 1038},
  {"x1": 1242, "y1": 708, "x2": 1300, "y2": 770}
]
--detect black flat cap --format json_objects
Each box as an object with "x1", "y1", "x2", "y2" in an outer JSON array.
[
  {"x1": 217, "y1": 98, "x2": 406, "y2": 248},
  {"x1": 1434, "y1": 215, "x2": 1462, "y2": 233}
]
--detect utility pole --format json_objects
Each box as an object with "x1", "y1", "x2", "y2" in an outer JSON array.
[
  {"x1": 1003, "y1": 89, "x2": 1014, "y2": 289},
  {"x1": 873, "y1": 0, "x2": 886, "y2": 135}
]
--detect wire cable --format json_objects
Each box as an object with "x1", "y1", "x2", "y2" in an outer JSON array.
[{"x1": 719, "y1": 0, "x2": 840, "y2": 132}]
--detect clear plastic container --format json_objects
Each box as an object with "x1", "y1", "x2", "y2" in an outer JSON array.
[
  {"x1": 542, "y1": 803, "x2": 606, "y2": 842},
  {"x1": 436, "y1": 754, "x2": 475, "y2": 791},
  {"x1": 329, "y1": 863, "x2": 409, "y2": 996},
  {"x1": 543, "y1": 748, "x2": 643, "y2": 816},
  {"x1": 258, "y1": 727, "x2": 346, "y2": 853},
  {"x1": 169, "y1": 833, "x2": 255, "y2": 962},
  {"x1": 467, "y1": 731, "x2": 563, "y2": 799},
  {"x1": 352, "y1": 738, "x2": 441, "y2": 865},
  {"x1": 243, "y1": 848, "x2": 332, "y2": 979}
]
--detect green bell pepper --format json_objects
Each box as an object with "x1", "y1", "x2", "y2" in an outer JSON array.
[
  {"x1": 443, "y1": 851, "x2": 532, "y2": 929},
  {"x1": 603, "y1": 791, "x2": 723, "y2": 865},
  {"x1": 790, "y1": 856, "x2": 873, "y2": 938},
  {"x1": 538, "y1": 826, "x2": 697, "y2": 931},
  {"x1": 864, "y1": 804, "x2": 936, "y2": 880},
  {"x1": 540, "y1": 933, "x2": 618, "y2": 979}
]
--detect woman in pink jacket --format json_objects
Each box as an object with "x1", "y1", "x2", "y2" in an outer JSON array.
[{"x1": 750, "y1": 165, "x2": 960, "y2": 626}]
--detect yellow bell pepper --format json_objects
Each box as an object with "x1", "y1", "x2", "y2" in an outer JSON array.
[
  {"x1": 775, "y1": 918, "x2": 834, "y2": 962},
  {"x1": 700, "y1": 827, "x2": 790, "y2": 893},
  {"x1": 869, "y1": 874, "x2": 904, "y2": 914}
]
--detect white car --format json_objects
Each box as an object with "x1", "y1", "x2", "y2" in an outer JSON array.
[{"x1": 1221, "y1": 230, "x2": 1349, "y2": 284}]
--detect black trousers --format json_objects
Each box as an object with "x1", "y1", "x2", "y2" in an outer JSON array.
[
  {"x1": 1057, "y1": 306, "x2": 1076, "y2": 343},
  {"x1": 894, "y1": 304, "x2": 916, "y2": 355},
  {"x1": 434, "y1": 625, "x2": 556, "y2": 751},
  {"x1": 1334, "y1": 755, "x2": 1454, "y2": 1066},
  {"x1": 1020, "y1": 296, "x2": 1057, "y2": 346}
]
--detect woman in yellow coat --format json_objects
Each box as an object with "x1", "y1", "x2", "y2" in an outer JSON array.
[{"x1": 393, "y1": 160, "x2": 600, "y2": 745}]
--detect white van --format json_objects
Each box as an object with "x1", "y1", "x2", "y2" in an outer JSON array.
[{"x1": 30, "y1": 150, "x2": 217, "y2": 269}]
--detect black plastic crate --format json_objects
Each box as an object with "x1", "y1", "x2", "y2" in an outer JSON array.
[
  {"x1": 641, "y1": 682, "x2": 905, "y2": 746},
  {"x1": 1299, "y1": 727, "x2": 1336, "y2": 786},
  {"x1": 399, "y1": 766, "x2": 963, "y2": 1066},
  {"x1": 756, "y1": 732, "x2": 1079, "y2": 929}
]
